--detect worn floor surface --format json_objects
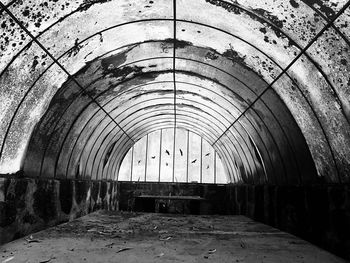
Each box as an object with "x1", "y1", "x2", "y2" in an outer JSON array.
[{"x1": 0, "y1": 211, "x2": 347, "y2": 263}]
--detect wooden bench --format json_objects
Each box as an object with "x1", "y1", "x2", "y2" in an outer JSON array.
[{"x1": 135, "y1": 195, "x2": 207, "y2": 214}]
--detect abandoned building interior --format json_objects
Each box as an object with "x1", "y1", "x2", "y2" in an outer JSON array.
[{"x1": 0, "y1": 0, "x2": 350, "y2": 262}]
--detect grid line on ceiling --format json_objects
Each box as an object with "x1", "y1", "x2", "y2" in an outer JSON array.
[
  {"x1": 0, "y1": 16, "x2": 340, "y2": 166},
  {"x1": 216, "y1": 0, "x2": 350, "y2": 51},
  {"x1": 173, "y1": 0, "x2": 177, "y2": 126},
  {"x1": 0, "y1": 1, "x2": 135, "y2": 149},
  {"x1": 0, "y1": 0, "x2": 347, "y2": 182},
  {"x1": 0, "y1": 0, "x2": 15, "y2": 15},
  {"x1": 172, "y1": 0, "x2": 177, "y2": 182}
]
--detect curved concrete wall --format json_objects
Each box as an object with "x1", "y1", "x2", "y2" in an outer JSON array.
[{"x1": 0, "y1": 0, "x2": 349, "y2": 184}]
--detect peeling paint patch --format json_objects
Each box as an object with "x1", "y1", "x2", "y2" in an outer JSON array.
[
  {"x1": 303, "y1": 0, "x2": 337, "y2": 18},
  {"x1": 162, "y1": 38, "x2": 193, "y2": 49},
  {"x1": 103, "y1": 64, "x2": 144, "y2": 80},
  {"x1": 205, "y1": 0, "x2": 241, "y2": 15},
  {"x1": 79, "y1": 0, "x2": 112, "y2": 12},
  {"x1": 67, "y1": 38, "x2": 83, "y2": 57},
  {"x1": 289, "y1": 0, "x2": 300, "y2": 8},
  {"x1": 252, "y1": 8, "x2": 284, "y2": 28},
  {"x1": 205, "y1": 51, "x2": 219, "y2": 60},
  {"x1": 222, "y1": 44, "x2": 247, "y2": 67},
  {"x1": 101, "y1": 51, "x2": 128, "y2": 71}
]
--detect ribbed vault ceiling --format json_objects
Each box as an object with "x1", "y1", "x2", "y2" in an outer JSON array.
[{"x1": 0, "y1": 0, "x2": 349, "y2": 184}]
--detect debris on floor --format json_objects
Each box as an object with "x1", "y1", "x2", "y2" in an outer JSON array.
[
  {"x1": 116, "y1": 247, "x2": 132, "y2": 253},
  {"x1": 159, "y1": 236, "x2": 172, "y2": 241},
  {"x1": 105, "y1": 242, "x2": 115, "y2": 248},
  {"x1": 0, "y1": 211, "x2": 347, "y2": 263},
  {"x1": 2, "y1": 256, "x2": 14, "y2": 263},
  {"x1": 25, "y1": 235, "x2": 41, "y2": 243},
  {"x1": 39, "y1": 256, "x2": 55, "y2": 263}
]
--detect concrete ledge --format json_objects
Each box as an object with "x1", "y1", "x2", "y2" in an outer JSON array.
[
  {"x1": 0, "y1": 176, "x2": 118, "y2": 245},
  {"x1": 1, "y1": 178, "x2": 349, "y2": 260},
  {"x1": 117, "y1": 181, "x2": 350, "y2": 260}
]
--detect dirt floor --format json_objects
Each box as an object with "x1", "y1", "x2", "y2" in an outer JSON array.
[{"x1": 0, "y1": 211, "x2": 347, "y2": 263}]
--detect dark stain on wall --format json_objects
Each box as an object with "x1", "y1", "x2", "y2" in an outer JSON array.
[
  {"x1": 90, "y1": 181, "x2": 100, "y2": 210},
  {"x1": 33, "y1": 180, "x2": 57, "y2": 222},
  {"x1": 100, "y1": 181, "x2": 107, "y2": 200},
  {"x1": 75, "y1": 180, "x2": 89, "y2": 204},
  {"x1": 59, "y1": 179, "x2": 73, "y2": 214}
]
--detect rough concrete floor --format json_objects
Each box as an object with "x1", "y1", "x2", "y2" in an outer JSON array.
[{"x1": 0, "y1": 211, "x2": 347, "y2": 263}]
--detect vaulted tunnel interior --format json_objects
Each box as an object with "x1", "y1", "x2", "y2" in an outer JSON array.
[{"x1": 0, "y1": 0, "x2": 350, "y2": 260}]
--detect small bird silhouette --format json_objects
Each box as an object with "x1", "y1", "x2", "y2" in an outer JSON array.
[
  {"x1": 205, "y1": 153, "x2": 210, "y2": 156},
  {"x1": 179, "y1": 149, "x2": 183, "y2": 156},
  {"x1": 165, "y1": 150, "x2": 170, "y2": 155},
  {"x1": 151, "y1": 156, "x2": 156, "y2": 159},
  {"x1": 191, "y1": 159, "x2": 197, "y2": 163},
  {"x1": 206, "y1": 165, "x2": 210, "y2": 169},
  {"x1": 138, "y1": 160, "x2": 141, "y2": 164},
  {"x1": 166, "y1": 162, "x2": 169, "y2": 166}
]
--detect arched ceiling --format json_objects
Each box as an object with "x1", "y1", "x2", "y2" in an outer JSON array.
[{"x1": 0, "y1": 0, "x2": 349, "y2": 185}]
